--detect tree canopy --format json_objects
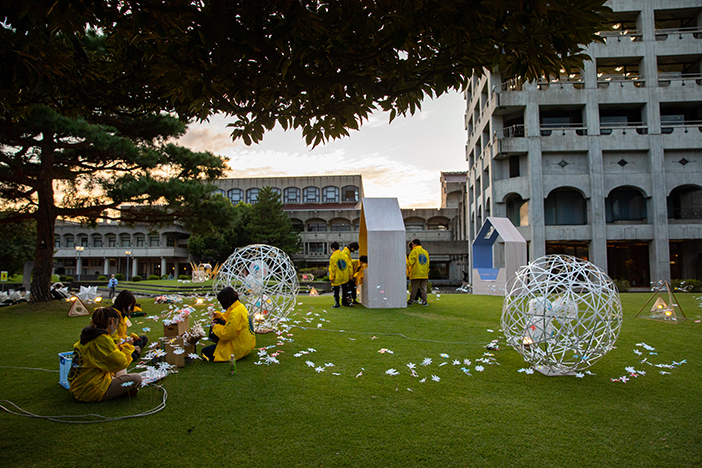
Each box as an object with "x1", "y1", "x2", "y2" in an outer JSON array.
[
  {"x1": 3, "y1": 0, "x2": 610, "y2": 146},
  {"x1": 248, "y1": 187, "x2": 302, "y2": 257}
]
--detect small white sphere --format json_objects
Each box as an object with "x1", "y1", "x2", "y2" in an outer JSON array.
[
  {"x1": 501, "y1": 255, "x2": 623, "y2": 375},
  {"x1": 213, "y1": 244, "x2": 299, "y2": 330}
]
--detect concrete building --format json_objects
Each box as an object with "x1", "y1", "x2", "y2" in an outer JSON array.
[
  {"x1": 54, "y1": 174, "x2": 469, "y2": 281},
  {"x1": 465, "y1": 0, "x2": 702, "y2": 287}
]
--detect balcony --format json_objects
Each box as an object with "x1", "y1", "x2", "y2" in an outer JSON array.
[
  {"x1": 597, "y1": 74, "x2": 646, "y2": 89},
  {"x1": 539, "y1": 123, "x2": 587, "y2": 137},
  {"x1": 600, "y1": 124, "x2": 648, "y2": 136},
  {"x1": 597, "y1": 29, "x2": 643, "y2": 43},
  {"x1": 655, "y1": 26, "x2": 702, "y2": 41},
  {"x1": 657, "y1": 72, "x2": 702, "y2": 87},
  {"x1": 661, "y1": 120, "x2": 702, "y2": 135}
]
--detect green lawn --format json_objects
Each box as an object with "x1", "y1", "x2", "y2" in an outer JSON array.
[{"x1": 1, "y1": 293, "x2": 700, "y2": 467}]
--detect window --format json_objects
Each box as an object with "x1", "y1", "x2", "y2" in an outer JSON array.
[
  {"x1": 330, "y1": 219, "x2": 351, "y2": 231},
  {"x1": 92, "y1": 236, "x2": 102, "y2": 248},
  {"x1": 284, "y1": 187, "x2": 300, "y2": 203},
  {"x1": 136, "y1": 235, "x2": 145, "y2": 247},
  {"x1": 303, "y1": 186, "x2": 320, "y2": 203},
  {"x1": 213, "y1": 189, "x2": 225, "y2": 196},
  {"x1": 270, "y1": 187, "x2": 281, "y2": 197},
  {"x1": 166, "y1": 238, "x2": 175, "y2": 247},
  {"x1": 246, "y1": 188, "x2": 259, "y2": 204},
  {"x1": 227, "y1": 188, "x2": 243, "y2": 204},
  {"x1": 65, "y1": 236, "x2": 75, "y2": 248},
  {"x1": 545, "y1": 189, "x2": 587, "y2": 225},
  {"x1": 606, "y1": 188, "x2": 647, "y2": 222},
  {"x1": 305, "y1": 242, "x2": 327, "y2": 254},
  {"x1": 322, "y1": 186, "x2": 339, "y2": 202},
  {"x1": 107, "y1": 236, "x2": 116, "y2": 247},
  {"x1": 120, "y1": 235, "x2": 131, "y2": 247},
  {"x1": 54, "y1": 238, "x2": 61, "y2": 248},
  {"x1": 307, "y1": 220, "x2": 327, "y2": 232},
  {"x1": 509, "y1": 156, "x2": 520, "y2": 178},
  {"x1": 79, "y1": 237, "x2": 89, "y2": 247},
  {"x1": 342, "y1": 185, "x2": 359, "y2": 202},
  {"x1": 149, "y1": 236, "x2": 159, "y2": 247},
  {"x1": 506, "y1": 195, "x2": 529, "y2": 227}
]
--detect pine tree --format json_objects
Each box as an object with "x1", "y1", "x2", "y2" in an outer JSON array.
[{"x1": 248, "y1": 187, "x2": 301, "y2": 257}]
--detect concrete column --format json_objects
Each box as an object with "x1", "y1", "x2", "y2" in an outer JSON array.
[
  {"x1": 132, "y1": 258, "x2": 138, "y2": 278},
  {"x1": 103, "y1": 258, "x2": 109, "y2": 275},
  {"x1": 76, "y1": 257, "x2": 82, "y2": 277},
  {"x1": 586, "y1": 89, "x2": 608, "y2": 271},
  {"x1": 161, "y1": 257, "x2": 167, "y2": 278},
  {"x1": 526, "y1": 102, "x2": 546, "y2": 261},
  {"x1": 648, "y1": 138, "x2": 671, "y2": 284},
  {"x1": 174, "y1": 261, "x2": 180, "y2": 278}
]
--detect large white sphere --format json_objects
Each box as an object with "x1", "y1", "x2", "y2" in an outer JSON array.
[
  {"x1": 213, "y1": 244, "x2": 299, "y2": 330},
  {"x1": 501, "y1": 255, "x2": 623, "y2": 375}
]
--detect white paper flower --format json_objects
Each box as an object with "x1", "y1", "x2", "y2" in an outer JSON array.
[
  {"x1": 475, "y1": 365, "x2": 485, "y2": 372},
  {"x1": 452, "y1": 360, "x2": 461, "y2": 366},
  {"x1": 386, "y1": 368, "x2": 400, "y2": 376},
  {"x1": 307, "y1": 348, "x2": 317, "y2": 353},
  {"x1": 525, "y1": 368, "x2": 534, "y2": 375},
  {"x1": 431, "y1": 375, "x2": 440, "y2": 382},
  {"x1": 305, "y1": 361, "x2": 315, "y2": 367},
  {"x1": 188, "y1": 353, "x2": 200, "y2": 360},
  {"x1": 325, "y1": 362, "x2": 335, "y2": 367},
  {"x1": 419, "y1": 378, "x2": 426, "y2": 383},
  {"x1": 575, "y1": 373, "x2": 585, "y2": 378},
  {"x1": 625, "y1": 366, "x2": 636, "y2": 374},
  {"x1": 464, "y1": 359, "x2": 472, "y2": 366},
  {"x1": 406, "y1": 362, "x2": 416, "y2": 370},
  {"x1": 421, "y1": 358, "x2": 432, "y2": 366},
  {"x1": 439, "y1": 362, "x2": 447, "y2": 367},
  {"x1": 315, "y1": 366, "x2": 325, "y2": 373}
]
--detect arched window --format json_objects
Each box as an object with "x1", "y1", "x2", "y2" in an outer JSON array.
[
  {"x1": 227, "y1": 188, "x2": 243, "y2": 204},
  {"x1": 545, "y1": 189, "x2": 587, "y2": 225},
  {"x1": 290, "y1": 218, "x2": 304, "y2": 232},
  {"x1": 106, "y1": 234, "x2": 117, "y2": 248},
  {"x1": 342, "y1": 185, "x2": 359, "y2": 202},
  {"x1": 322, "y1": 186, "x2": 339, "y2": 202},
  {"x1": 330, "y1": 218, "x2": 351, "y2": 231},
  {"x1": 77, "y1": 234, "x2": 89, "y2": 247},
  {"x1": 303, "y1": 186, "x2": 320, "y2": 203},
  {"x1": 284, "y1": 187, "x2": 300, "y2": 203},
  {"x1": 91, "y1": 234, "x2": 103, "y2": 248},
  {"x1": 269, "y1": 187, "x2": 281, "y2": 198},
  {"x1": 404, "y1": 217, "x2": 425, "y2": 231},
  {"x1": 606, "y1": 188, "x2": 647, "y2": 223},
  {"x1": 213, "y1": 188, "x2": 225, "y2": 196},
  {"x1": 65, "y1": 234, "x2": 75, "y2": 248},
  {"x1": 135, "y1": 234, "x2": 146, "y2": 247},
  {"x1": 246, "y1": 188, "x2": 259, "y2": 204},
  {"x1": 306, "y1": 218, "x2": 327, "y2": 231},
  {"x1": 506, "y1": 194, "x2": 529, "y2": 227},
  {"x1": 119, "y1": 233, "x2": 132, "y2": 247},
  {"x1": 668, "y1": 185, "x2": 702, "y2": 220},
  {"x1": 54, "y1": 235, "x2": 61, "y2": 248},
  {"x1": 428, "y1": 216, "x2": 450, "y2": 230}
]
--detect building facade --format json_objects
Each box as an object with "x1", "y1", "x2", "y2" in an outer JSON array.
[
  {"x1": 465, "y1": 0, "x2": 702, "y2": 286},
  {"x1": 54, "y1": 174, "x2": 469, "y2": 281}
]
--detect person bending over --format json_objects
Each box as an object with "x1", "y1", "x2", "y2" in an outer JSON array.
[
  {"x1": 67, "y1": 307, "x2": 142, "y2": 402},
  {"x1": 112, "y1": 290, "x2": 148, "y2": 362},
  {"x1": 201, "y1": 287, "x2": 256, "y2": 362}
]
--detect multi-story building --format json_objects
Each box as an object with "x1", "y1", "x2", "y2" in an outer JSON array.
[
  {"x1": 465, "y1": 0, "x2": 702, "y2": 287},
  {"x1": 54, "y1": 174, "x2": 469, "y2": 281}
]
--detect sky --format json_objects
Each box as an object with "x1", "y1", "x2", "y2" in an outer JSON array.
[{"x1": 178, "y1": 91, "x2": 468, "y2": 208}]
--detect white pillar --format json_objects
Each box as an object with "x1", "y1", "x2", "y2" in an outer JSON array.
[
  {"x1": 174, "y1": 261, "x2": 179, "y2": 278},
  {"x1": 103, "y1": 258, "x2": 109, "y2": 275},
  {"x1": 161, "y1": 257, "x2": 167, "y2": 278},
  {"x1": 132, "y1": 258, "x2": 138, "y2": 278}
]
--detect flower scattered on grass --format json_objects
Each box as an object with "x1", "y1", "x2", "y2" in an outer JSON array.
[
  {"x1": 421, "y1": 358, "x2": 432, "y2": 366},
  {"x1": 431, "y1": 375, "x2": 440, "y2": 382},
  {"x1": 315, "y1": 366, "x2": 325, "y2": 373},
  {"x1": 386, "y1": 368, "x2": 400, "y2": 376},
  {"x1": 305, "y1": 361, "x2": 315, "y2": 367},
  {"x1": 475, "y1": 365, "x2": 484, "y2": 372}
]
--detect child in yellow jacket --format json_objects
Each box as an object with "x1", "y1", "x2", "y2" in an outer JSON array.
[
  {"x1": 202, "y1": 287, "x2": 256, "y2": 362},
  {"x1": 68, "y1": 307, "x2": 142, "y2": 402}
]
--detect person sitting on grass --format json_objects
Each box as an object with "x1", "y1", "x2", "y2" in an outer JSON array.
[
  {"x1": 112, "y1": 290, "x2": 147, "y2": 362},
  {"x1": 201, "y1": 287, "x2": 256, "y2": 363},
  {"x1": 67, "y1": 307, "x2": 142, "y2": 402}
]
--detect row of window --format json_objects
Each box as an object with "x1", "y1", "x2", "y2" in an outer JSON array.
[
  {"x1": 55, "y1": 234, "x2": 176, "y2": 249},
  {"x1": 473, "y1": 185, "x2": 702, "y2": 228},
  {"x1": 215, "y1": 185, "x2": 360, "y2": 204}
]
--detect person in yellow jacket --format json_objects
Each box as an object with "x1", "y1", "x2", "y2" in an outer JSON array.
[
  {"x1": 351, "y1": 255, "x2": 368, "y2": 303},
  {"x1": 342, "y1": 242, "x2": 359, "y2": 304},
  {"x1": 407, "y1": 238, "x2": 430, "y2": 306},
  {"x1": 111, "y1": 290, "x2": 147, "y2": 362},
  {"x1": 67, "y1": 307, "x2": 142, "y2": 402},
  {"x1": 201, "y1": 287, "x2": 256, "y2": 362},
  {"x1": 329, "y1": 241, "x2": 352, "y2": 308}
]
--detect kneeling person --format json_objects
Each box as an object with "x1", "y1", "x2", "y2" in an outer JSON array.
[{"x1": 202, "y1": 287, "x2": 256, "y2": 362}]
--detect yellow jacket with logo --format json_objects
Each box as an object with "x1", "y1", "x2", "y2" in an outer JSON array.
[
  {"x1": 329, "y1": 249, "x2": 351, "y2": 286},
  {"x1": 407, "y1": 245, "x2": 430, "y2": 279},
  {"x1": 212, "y1": 301, "x2": 256, "y2": 362},
  {"x1": 352, "y1": 259, "x2": 367, "y2": 286},
  {"x1": 68, "y1": 327, "x2": 135, "y2": 402}
]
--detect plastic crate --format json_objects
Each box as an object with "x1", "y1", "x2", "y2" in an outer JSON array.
[{"x1": 58, "y1": 351, "x2": 73, "y2": 390}]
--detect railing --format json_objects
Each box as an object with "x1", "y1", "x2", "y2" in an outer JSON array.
[
  {"x1": 599, "y1": 124, "x2": 648, "y2": 135},
  {"x1": 655, "y1": 27, "x2": 702, "y2": 40},
  {"x1": 670, "y1": 208, "x2": 702, "y2": 220},
  {"x1": 657, "y1": 72, "x2": 702, "y2": 87},
  {"x1": 597, "y1": 29, "x2": 643, "y2": 42},
  {"x1": 495, "y1": 124, "x2": 526, "y2": 139},
  {"x1": 500, "y1": 77, "x2": 523, "y2": 92},
  {"x1": 597, "y1": 74, "x2": 646, "y2": 88},
  {"x1": 536, "y1": 78, "x2": 585, "y2": 90},
  {"x1": 539, "y1": 123, "x2": 587, "y2": 136},
  {"x1": 661, "y1": 120, "x2": 702, "y2": 134}
]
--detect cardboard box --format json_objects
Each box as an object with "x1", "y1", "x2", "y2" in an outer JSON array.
[
  {"x1": 160, "y1": 336, "x2": 196, "y2": 368},
  {"x1": 163, "y1": 317, "x2": 190, "y2": 337}
]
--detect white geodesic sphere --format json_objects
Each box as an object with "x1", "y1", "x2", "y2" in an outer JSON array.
[
  {"x1": 501, "y1": 255, "x2": 623, "y2": 375},
  {"x1": 213, "y1": 244, "x2": 299, "y2": 330}
]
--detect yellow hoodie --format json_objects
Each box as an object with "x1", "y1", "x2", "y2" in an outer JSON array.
[
  {"x1": 329, "y1": 249, "x2": 351, "y2": 286},
  {"x1": 407, "y1": 245, "x2": 430, "y2": 279},
  {"x1": 211, "y1": 301, "x2": 256, "y2": 362},
  {"x1": 68, "y1": 327, "x2": 135, "y2": 402}
]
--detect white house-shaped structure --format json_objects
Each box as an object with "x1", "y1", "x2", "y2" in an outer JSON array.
[
  {"x1": 359, "y1": 198, "x2": 407, "y2": 308},
  {"x1": 472, "y1": 217, "x2": 527, "y2": 296}
]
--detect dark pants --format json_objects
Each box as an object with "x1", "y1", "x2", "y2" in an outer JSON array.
[
  {"x1": 202, "y1": 344, "x2": 217, "y2": 362},
  {"x1": 131, "y1": 335, "x2": 149, "y2": 362},
  {"x1": 333, "y1": 283, "x2": 352, "y2": 306}
]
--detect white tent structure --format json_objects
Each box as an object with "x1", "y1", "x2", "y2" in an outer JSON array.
[
  {"x1": 359, "y1": 198, "x2": 407, "y2": 308},
  {"x1": 472, "y1": 217, "x2": 527, "y2": 296}
]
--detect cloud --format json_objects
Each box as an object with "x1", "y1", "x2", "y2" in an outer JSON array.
[{"x1": 178, "y1": 128, "x2": 240, "y2": 153}]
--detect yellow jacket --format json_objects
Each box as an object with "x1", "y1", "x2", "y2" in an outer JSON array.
[
  {"x1": 407, "y1": 245, "x2": 430, "y2": 279},
  {"x1": 68, "y1": 328, "x2": 135, "y2": 402},
  {"x1": 329, "y1": 249, "x2": 351, "y2": 286},
  {"x1": 352, "y1": 259, "x2": 367, "y2": 286},
  {"x1": 111, "y1": 312, "x2": 128, "y2": 342},
  {"x1": 212, "y1": 301, "x2": 256, "y2": 362}
]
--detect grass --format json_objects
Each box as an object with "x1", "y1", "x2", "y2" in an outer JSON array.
[{"x1": 0, "y1": 292, "x2": 701, "y2": 467}]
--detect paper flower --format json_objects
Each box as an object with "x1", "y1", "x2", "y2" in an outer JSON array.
[
  {"x1": 625, "y1": 366, "x2": 636, "y2": 373},
  {"x1": 461, "y1": 367, "x2": 471, "y2": 375},
  {"x1": 149, "y1": 342, "x2": 160, "y2": 349},
  {"x1": 421, "y1": 358, "x2": 432, "y2": 366},
  {"x1": 332, "y1": 373, "x2": 341, "y2": 376},
  {"x1": 419, "y1": 378, "x2": 426, "y2": 383},
  {"x1": 487, "y1": 329, "x2": 494, "y2": 333},
  {"x1": 452, "y1": 360, "x2": 461, "y2": 365},
  {"x1": 188, "y1": 353, "x2": 200, "y2": 360},
  {"x1": 356, "y1": 371, "x2": 363, "y2": 378},
  {"x1": 386, "y1": 368, "x2": 400, "y2": 376},
  {"x1": 307, "y1": 348, "x2": 317, "y2": 353},
  {"x1": 121, "y1": 381, "x2": 134, "y2": 387},
  {"x1": 142, "y1": 327, "x2": 151, "y2": 332},
  {"x1": 431, "y1": 375, "x2": 440, "y2": 382},
  {"x1": 575, "y1": 373, "x2": 585, "y2": 378},
  {"x1": 440, "y1": 353, "x2": 450, "y2": 358},
  {"x1": 633, "y1": 349, "x2": 643, "y2": 356},
  {"x1": 406, "y1": 362, "x2": 416, "y2": 370},
  {"x1": 464, "y1": 359, "x2": 472, "y2": 366},
  {"x1": 475, "y1": 365, "x2": 485, "y2": 372},
  {"x1": 173, "y1": 348, "x2": 185, "y2": 355},
  {"x1": 659, "y1": 370, "x2": 671, "y2": 375},
  {"x1": 325, "y1": 362, "x2": 334, "y2": 367},
  {"x1": 439, "y1": 362, "x2": 447, "y2": 367},
  {"x1": 378, "y1": 348, "x2": 394, "y2": 354},
  {"x1": 524, "y1": 368, "x2": 534, "y2": 375},
  {"x1": 315, "y1": 366, "x2": 325, "y2": 373},
  {"x1": 305, "y1": 361, "x2": 315, "y2": 367}
]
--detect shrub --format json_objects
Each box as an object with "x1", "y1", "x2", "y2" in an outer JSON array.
[
  {"x1": 131, "y1": 275, "x2": 142, "y2": 282},
  {"x1": 300, "y1": 267, "x2": 328, "y2": 279},
  {"x1": 97, "y1": 276, "x2": 107, "y2": 281},
  {"x1": 671, "y1": 279, "x2": 702, "y2": 293},
  {"x1": 178, "y1": 275, "x2": 191, "y2": 280},
  {"x1": 59, "y1": 275, "x2": 74, "y2": 282},
  {"x1": 613, "y1": 279, "x2": 630, "y2": 292},
  {"x1": 115, "y1": 274, "x2": 125, "y2": 281},
  {"x1": 148, "y1": 275, "x2": 160, "y2": 281},
  {"x1": 161, "y1": 275, "x2": 168, "y2": 280},
  {"x1": 321, "y1": 276, "x2": 330, "y2": 282}
]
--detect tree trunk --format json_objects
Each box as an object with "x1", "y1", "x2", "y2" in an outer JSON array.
[{"x1": 30, "y1": 142, "x2": 57, "y2": 302}]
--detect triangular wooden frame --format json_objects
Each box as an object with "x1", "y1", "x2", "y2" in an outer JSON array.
[
  {"x1": 67, "y1": 298, "x2": 91, "y2": 317},
  {"x1": 635, "y1": 281, "x2": 686, "y2": 324}
]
